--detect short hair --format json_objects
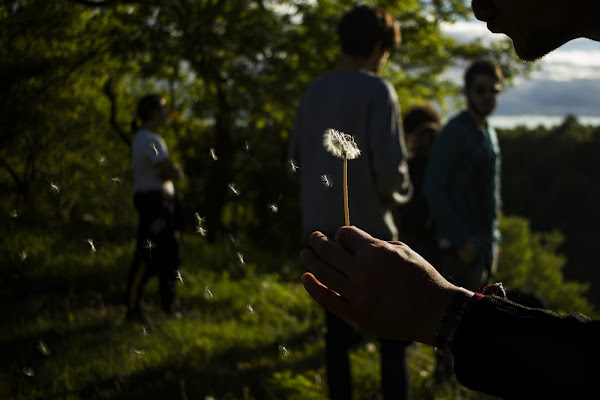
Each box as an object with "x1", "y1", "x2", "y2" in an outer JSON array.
[
  {"x1": 136, "y1": 94, "x2": 165, "y2": 123},
  {"x1": 464, "y1": 60, "x2": 504, "y2": 88},
  {"x1": 403, "y1": 103, "x2": 441, "y2": 156},
  {"x1": 403, "y1": 103, "x2": 441, "y2": 134},
  {"x1": 337, "y1": 5, "x2": 401, "y2": 58}
]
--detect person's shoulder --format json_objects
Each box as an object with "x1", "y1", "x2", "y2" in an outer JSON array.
[{"x1": 443, "y1": 111, "x2": 471, "y2": 132}]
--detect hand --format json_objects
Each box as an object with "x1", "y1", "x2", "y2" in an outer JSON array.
[{"x1": 301, "y1": 226, "x2": 465, "y2": 345}]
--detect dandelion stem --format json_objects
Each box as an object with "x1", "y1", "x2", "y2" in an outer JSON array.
[{"x1": 343, "y1": 154, "x2": 349, "y2": 226}]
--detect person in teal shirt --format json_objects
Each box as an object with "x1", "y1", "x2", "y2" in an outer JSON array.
[{"x1": 424, "y1": 60, "x2": 503, "y2": 382}]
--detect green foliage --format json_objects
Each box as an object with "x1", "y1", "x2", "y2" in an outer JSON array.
[
  {"x1": 1, "y1": 228, "x2": 500, "y2": 400},
  {"x1": 498, "y1": 116, "x2": 600, "y2": 307},
  {"x1": 497, "y1": 216, "x2": 595, "y2": 316}
]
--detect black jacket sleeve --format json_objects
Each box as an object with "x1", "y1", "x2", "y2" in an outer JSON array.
[{"x1": 452, "y1": 295, "x2": 600, "y2": 399}]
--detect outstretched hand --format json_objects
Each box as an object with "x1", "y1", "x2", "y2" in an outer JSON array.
[{"x1": 301, "y1": 226, "x2": 465, "y2": 345}]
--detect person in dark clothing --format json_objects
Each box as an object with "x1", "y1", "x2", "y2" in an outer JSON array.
[
  {"x1": 396, "y1": 102, "x2": 442, "y2": 267},
  {"x1": 126, "y1": 94, "x2": 184, "y2": 323},
  {"x1": 288, "y1": 5, "x2": 412, "y2": 399}
]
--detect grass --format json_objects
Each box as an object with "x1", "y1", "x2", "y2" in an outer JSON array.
[{"x1": 0, "y1": 226, "x2": 497, "y2": 400}]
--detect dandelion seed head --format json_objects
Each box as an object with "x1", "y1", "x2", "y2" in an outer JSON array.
[
  {"x1": 321, "y1": 174, "x2": 334, "y2": 188},
  {"x1": 288, "y1": 159, "x2": 299, "y2": 173},
  {"x1": 228, "y1": 183, "x2": 241, "y2": 197},
  {"x1": 278, "y1": 344, "x2": 290, "y2": 357},
  {"x1": 209, "y1": 148, "x2": 218, "y2": 161},
  {"x1": 9, "y1": 209, "x2": 18, "y2": 218},
  {"x1": 323, "y1": 129, "x2": 361, "y2": 159},
  {"x1": 37, "y1": 340, "x2": 50, "y2": 357}
]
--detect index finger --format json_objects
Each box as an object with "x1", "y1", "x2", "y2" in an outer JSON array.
[
  {"x1": 334, "y1": 226, "x2": 377, "y2": 254},
  {"x1": 308, "y1": 231, "x2": 354, "y2": 274}
]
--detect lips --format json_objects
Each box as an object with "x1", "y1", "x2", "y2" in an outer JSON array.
[{"x1": 471, "y1": 0, "x2": 496, "y2": 22}]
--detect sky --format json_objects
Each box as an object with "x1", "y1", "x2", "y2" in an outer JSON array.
[{"x1": 441, "y1": 20, "x2": 600, "y2": 129}]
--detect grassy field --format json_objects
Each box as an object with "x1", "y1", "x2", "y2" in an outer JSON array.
[{"x1": 1, "y1": 227, "x2": 497, "y2": 400}]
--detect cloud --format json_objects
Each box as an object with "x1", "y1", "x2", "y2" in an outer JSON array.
[{"x1": 495, "y1": 78, "x2": 600, "y2": 116}]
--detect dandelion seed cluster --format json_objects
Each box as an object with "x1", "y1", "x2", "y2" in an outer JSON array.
[{"x1": 323, "y1": 128, "x2": 361, "y2": 159}]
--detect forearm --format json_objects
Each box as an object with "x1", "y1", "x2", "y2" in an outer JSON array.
[{"x1": 452, "y1": 295, "x2": 600, "y2": 398}]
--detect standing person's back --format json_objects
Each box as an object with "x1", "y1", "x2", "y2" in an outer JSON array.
[
  {"x1": 288, "y1": 5, "x2": 411, "y2": 400},
  {"x1": 291, "y1": 70, "x2": 410, "y2": 241}
]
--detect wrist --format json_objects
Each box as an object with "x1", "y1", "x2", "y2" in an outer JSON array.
[{"x1": 434, "y1": 288, "x2": 479, "y2": 354}]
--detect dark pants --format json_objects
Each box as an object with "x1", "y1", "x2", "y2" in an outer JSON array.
[
  {"x1": 325, "y1": 312, "x2": 411, "y2": 400},
  {"x1": 126, "y1": 191, "x2": 183, "y2": 314}
]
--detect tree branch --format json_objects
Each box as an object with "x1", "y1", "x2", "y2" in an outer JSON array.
[{"x1": 103, "y1": 78, "x2": 131, "y2": 148}]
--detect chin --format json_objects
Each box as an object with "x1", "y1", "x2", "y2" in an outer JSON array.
[{"x1": 512, "y1": 35, "x2": 572, "y2": 62}]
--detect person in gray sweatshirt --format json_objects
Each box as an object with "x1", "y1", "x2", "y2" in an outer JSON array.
[{"x1": 287, "y1": 5, "x2": 412, "y2": 400}]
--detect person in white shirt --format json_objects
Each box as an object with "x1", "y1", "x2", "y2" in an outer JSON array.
[{"x1": 126, "y1": 94, "x2": 184, "y2": 323}]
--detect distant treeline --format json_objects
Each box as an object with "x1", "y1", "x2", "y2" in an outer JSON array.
[{"x1": 498, "y1": 114, "x2": 600, "y2": 306}]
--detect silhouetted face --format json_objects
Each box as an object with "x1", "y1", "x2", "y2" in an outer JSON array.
[
  {"x1": 465, "y1": 74, "x2": 501, "y2": 118},
  {"x1": 471, "y1": 0, "x2": 578, "y2": 61}
]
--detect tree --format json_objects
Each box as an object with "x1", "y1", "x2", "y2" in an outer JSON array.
[{"x1": 1, "y1": 0, "x2": 530, "y2": 244}]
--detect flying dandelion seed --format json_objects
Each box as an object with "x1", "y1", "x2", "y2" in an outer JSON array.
[
  {"x1": 142, "y1": 325, "x2": 149, "y2": 337},
  {"x1": 278, "y1": 345, "x2": 290, "y2": 357},
  {"x1": 205, "y1": 286, "x2": 214, "y2": 299},
  {"x1": 288, "y1": 159, "x2": 299, "y2": 173},
  {"x1": 237, "y1": 252, "x2": 245, "y2": 266},
  {"x1": 9, "y1": 209, "x2": 18, "y2": 218},
  {"x1": 97, "y1": 153, "x2": 107, "y2": 165},
  {"x1": 321, "y1": 174, "x2": 334, "y2": 188},
  {"x1": 47, "y1": 180, "x2": 60, "y2": 193},
  {"x1": 229, "y1": 234, "x2": 239, "y2": 247},
  {"x1": 228, "y1": 183, "x2": 241, "y2": 197},
  {"x1": 18, "y1": 250, "x2": 27, "y2": 261},
  {"x1": 86, "y1": 238, "x2": 97, "y2": 252},
  {"x1": 22, "y1": 367, "x2": 35, "y2": 377},
  {"x1": 37, "y1": 340, "x2": 50, "y2": 357},
  {"x1": 209, "y1": 148, "x2": 218, "y2": 161},
  {"x1": 267, "y1": 194, "x2": 283, "y2": 213},
  {"x1": 323, "y1": 128, "x2": 361, "y2": 226},
  {"x1": 111, "y1": 177, "x2": 122, "y2": 184},
  {"x1": 247, "y1": 304, "x2": 255, "y2": 315},
  {"x1": 243, "y1": 141, "x2": 251, "y2": 152},
  {"x1": 194, "y1": 212, "x2": 207, "y2": 236},
  {"x1": 176, "y1": 270, "x2": 184, "y2": 284},
  {"x1": 149, "y1": 142, "x2": 159, "y2": 156},
  {"x1": 130, "y1": 347, "x2": 146, "y2": 355},
  {"x1": 144, "y1": 239, "x2": 155, "y2": 258}
]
